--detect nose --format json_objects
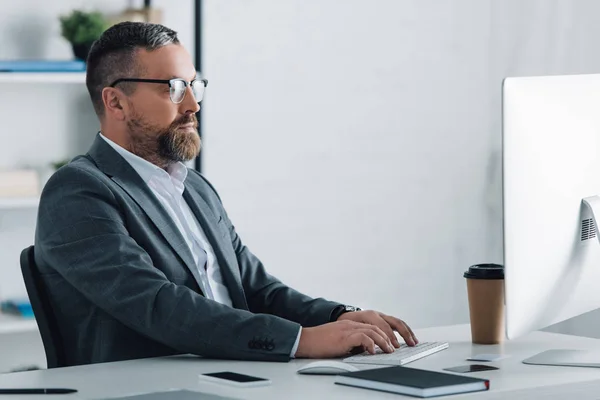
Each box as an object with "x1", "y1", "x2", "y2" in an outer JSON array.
[{"x1": 180, "y1": 85, "x2": 200, "y2": 114}]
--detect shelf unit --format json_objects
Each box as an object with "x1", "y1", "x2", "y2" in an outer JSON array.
[
  {"x1": 0, "y1": 72, "x2": 84, "y2": 338},
  {"x1": 0, "y1": 313, "x2": 37, "y2": 334},
  {"x1": 0, "y1": 72, "x2": 85, "y2": 84}
]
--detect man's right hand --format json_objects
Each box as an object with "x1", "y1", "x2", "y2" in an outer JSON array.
[{"x1": 295, "y1": 320, "x2": 396, "y2": 358}]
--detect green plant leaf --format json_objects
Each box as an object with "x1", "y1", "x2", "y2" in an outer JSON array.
[{"x1": 60, "y1": 10, "x2": 108, "y2": 45}]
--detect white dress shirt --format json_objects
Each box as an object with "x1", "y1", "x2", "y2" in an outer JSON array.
[
  {"x1": 100, "y1": 133, "x2": 301, "y2": 356},
  {"x1": 100, "y1": 133, "x2": 233, "y2": 306}
]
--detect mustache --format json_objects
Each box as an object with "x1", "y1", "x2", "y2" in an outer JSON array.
[{"x1": 171, "y1": 114, "x2": 198, "y2": 130}]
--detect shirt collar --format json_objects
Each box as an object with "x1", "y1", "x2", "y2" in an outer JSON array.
[{"x1": 99, "y1": 133, "x2": 188, "y2": 187}]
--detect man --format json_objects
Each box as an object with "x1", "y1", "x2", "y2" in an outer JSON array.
[{"x1": 34, "y1": 22, "x2": 417, "y2": 366}]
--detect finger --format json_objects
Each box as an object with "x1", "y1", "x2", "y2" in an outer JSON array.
[
  {"x1": 383, "y1": 315, "x2": 417, "y2": 346},
  {"x1": 347, "y1": 333, "x2": 373, "y2": 354},
  {"x1": 373, "y1": 314, "x2": 401, "y2": 348},
  {"x1": 398, "y1": 318, "x2": 418, "y2": 345},
  {"x1": 349, "y1": 332, "x2": 376, "y2": 354},
  {"x1": 405, "y1": 321, "x2": 418, "y2": 344},
  {"x1": 356, "y1": 328, "x2": 395, "y2": 353},
  {"x1": 371, "y1": 321, "x2": 397, "y2": 349},
  {"x1": 349, "y1": 345, "x2": 366, "y2": 355},
  {"x1": 349, "y1": 322, "x2": 394, "y2": 350}
]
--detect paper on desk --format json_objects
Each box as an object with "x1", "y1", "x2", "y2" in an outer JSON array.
[{"x1": 96, "y1": 389, "x2": 239, "y2": 400}]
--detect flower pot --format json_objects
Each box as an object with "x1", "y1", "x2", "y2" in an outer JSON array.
[{"x1": 71, "y1": 42, "x2": 94, "y2": 62}]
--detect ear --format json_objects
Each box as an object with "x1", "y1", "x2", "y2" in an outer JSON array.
[{"x1": 101, "y1": 87, "x2": 128, "y2": 121}]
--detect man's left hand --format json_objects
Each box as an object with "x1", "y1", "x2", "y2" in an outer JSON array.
[{"x1": 337, "y1": 310, "x2": 418, "y2": 348}]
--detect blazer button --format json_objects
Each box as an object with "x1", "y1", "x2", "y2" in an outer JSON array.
[{"x1": 266, "y1": 343, "x2": 275, "y2": 351}]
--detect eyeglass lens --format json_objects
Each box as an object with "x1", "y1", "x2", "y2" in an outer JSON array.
[{"x1": 170, "y1": 80, "x2": 206, "y2": 104}]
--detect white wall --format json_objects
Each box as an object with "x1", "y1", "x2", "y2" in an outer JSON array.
[{"x1": 203, "y1": 0, "x2": 600, "y2": 334}]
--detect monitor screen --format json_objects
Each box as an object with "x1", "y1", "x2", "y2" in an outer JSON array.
[{"x1": 503, "y1": 73, "x2": 600, "y2": 339}]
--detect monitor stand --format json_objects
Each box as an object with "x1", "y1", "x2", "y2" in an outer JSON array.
[
  {"x1": 523, "y1": 350, "x2": 600, "y2": 368},
  {"x1": 582, "y1": 195, "x2": 600, "y2": 243}
]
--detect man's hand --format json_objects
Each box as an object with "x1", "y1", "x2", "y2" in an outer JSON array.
[
  {"x1": 338, "y1": 310, "x2": 418, "y2": 348},
  {"x1": 295, "y1": 320, "x2": 397, "y2": 358}
]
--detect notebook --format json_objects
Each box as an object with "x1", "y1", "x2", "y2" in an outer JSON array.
[{"x1": 335, "y1": 366, "x2": 490, "y2": 398}]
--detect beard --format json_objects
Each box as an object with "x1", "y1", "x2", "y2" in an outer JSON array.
[{"x1": 127, "y1": 109, "x2": 201, "y2": 168}]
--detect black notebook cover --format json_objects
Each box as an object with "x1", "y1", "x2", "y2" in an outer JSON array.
[{"x1": 335, "y1": 366, "x2": 490, "y2": 398}]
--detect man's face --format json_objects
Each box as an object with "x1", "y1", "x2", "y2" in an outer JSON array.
[{"x1": 122, "y1": 44, "x2": 201, "y2": 166}]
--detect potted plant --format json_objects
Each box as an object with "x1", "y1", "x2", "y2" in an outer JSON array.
[{"x1": 59, "y1": 10, "x2": 107, "y2": 61}]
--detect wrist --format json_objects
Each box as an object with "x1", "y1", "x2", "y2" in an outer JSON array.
[
  {"x1": 295, "y1": 327, "x2": 314, "y2": 358},
  {"x1": 330, "y1": 305, "x2": 362, "y2": 322}
]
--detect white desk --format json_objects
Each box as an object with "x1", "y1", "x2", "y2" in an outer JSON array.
[{"x1": 3, "y1": 324, "x2": 600, "y2": 399}]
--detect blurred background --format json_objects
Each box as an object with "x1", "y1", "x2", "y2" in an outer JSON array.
[{"x1": 1, "y1": 0, "x2": 600, "y2": 372}]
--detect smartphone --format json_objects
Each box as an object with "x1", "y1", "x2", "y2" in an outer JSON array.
[
  {"x1": 198, "y1": 371, "x2": 272, "y2": 388},
  {"x1": 443, "y1": 364, "x2": 499, "y2": 373}
]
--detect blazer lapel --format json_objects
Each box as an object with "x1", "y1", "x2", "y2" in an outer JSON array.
[
  {"x1": 182, "y1": 186, "x2": 249, "y2": 310},
  {"x1": 87, "y1": 135, "x2": 204, "y2": 292}
]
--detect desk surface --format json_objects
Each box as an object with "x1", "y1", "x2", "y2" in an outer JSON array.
[{"x1": 3, "y1": 324, "x2": 600, "y2": 399}]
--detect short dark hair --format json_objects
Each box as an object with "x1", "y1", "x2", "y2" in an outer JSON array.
[{"x1": 85, "y1": 21, "x2": 180, "y2": 117}]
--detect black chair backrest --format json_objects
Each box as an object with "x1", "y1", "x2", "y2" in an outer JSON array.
[{"x1": 20, "y1": 245, "x2": 65, "y2": 368}]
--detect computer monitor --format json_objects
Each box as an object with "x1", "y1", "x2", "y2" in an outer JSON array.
[{"x1": 503, "y1": 73, "x2": 600, "y2": 366}]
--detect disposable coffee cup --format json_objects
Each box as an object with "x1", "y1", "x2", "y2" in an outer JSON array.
[{"x1": 464, "y1": 264, "x2": 505, "y2": 344}]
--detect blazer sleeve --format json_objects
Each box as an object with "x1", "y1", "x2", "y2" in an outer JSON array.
[{"x1": 35, "y1": 165, "x2": 300, "y2": 361}]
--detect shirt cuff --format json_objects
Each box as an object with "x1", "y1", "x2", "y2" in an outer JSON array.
[{"x1": 290, "y1": 327, "x2": 302, "y2": 358}]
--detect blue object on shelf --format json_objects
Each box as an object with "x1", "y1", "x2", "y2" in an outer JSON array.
[
  {"x1": 0, "y1": 60, "x2": 86, "y2": 72},
  {"x1": 1, "y1": 299, "x2": 34, "y2": 318}
]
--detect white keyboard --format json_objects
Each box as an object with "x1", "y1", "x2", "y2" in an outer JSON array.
[{"x1": 343, "y1": 341, "x2": 449, "y2": 366}]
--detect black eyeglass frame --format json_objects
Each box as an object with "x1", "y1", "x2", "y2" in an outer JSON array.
[{"x1": 109, "y1": 78, "x2": 208, "y2": 104}]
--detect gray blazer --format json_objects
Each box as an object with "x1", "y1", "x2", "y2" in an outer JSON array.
[{"x1": 34, "y1": 134, "x2": 342, "y2": 366}]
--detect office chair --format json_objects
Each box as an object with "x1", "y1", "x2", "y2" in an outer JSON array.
[{"x1": 20, "y1": 245, "x2": 66, "y2": 368}]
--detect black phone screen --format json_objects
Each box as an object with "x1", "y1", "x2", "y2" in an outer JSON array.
[
  {"x1": 443, "y1": 364, "x2": 499, "y2": 373},
  {"x1": 202, "y1": 372, "x2": 269, "y2": 383}
]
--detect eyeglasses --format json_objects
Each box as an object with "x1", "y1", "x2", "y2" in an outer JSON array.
[{"x1": 109, "y1": 78, "x2": 208, "y2": 104}]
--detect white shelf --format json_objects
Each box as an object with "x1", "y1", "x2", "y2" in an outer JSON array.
[
  {"x1": 0, "y1": 72, "x2": 85, "y2": 84},
  {"x1": 0, "y1": 197, "x2": 39, "y2": 209},
  {"x1": 0, "y1": 313, "x2": 37, "y2": 334}
]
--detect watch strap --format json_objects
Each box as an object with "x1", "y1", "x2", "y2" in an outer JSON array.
[{"x1": 330, "y1": 305, "x2": 362, "y2": 322}]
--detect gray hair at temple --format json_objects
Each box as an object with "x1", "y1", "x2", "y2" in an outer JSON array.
[{"x1": 85, "y1": 21, "x2": 180, "y2": 117}]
